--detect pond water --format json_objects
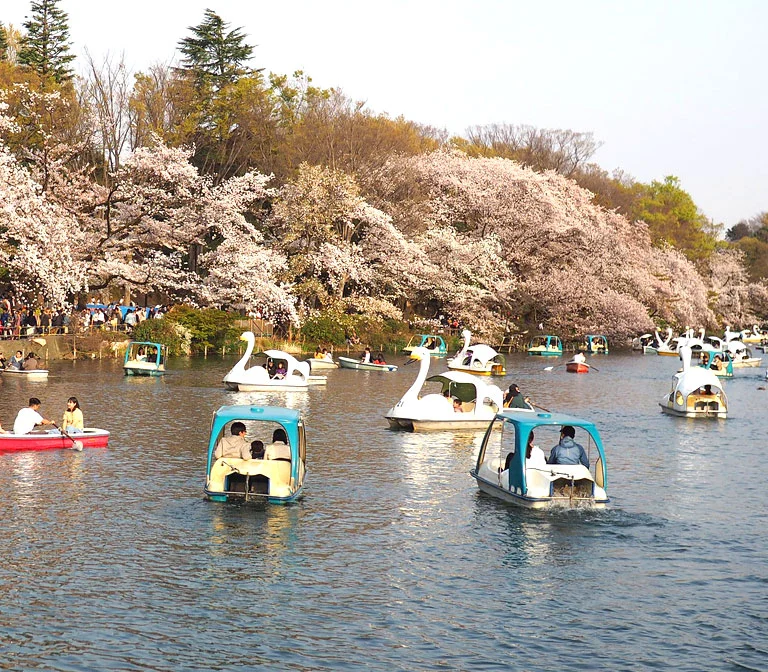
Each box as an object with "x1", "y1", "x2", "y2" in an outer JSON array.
[{"x1": 1, "y1": 351, "x2": 766, "y2": 671}]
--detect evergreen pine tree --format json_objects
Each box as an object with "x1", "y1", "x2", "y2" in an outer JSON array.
[
  {"x1": 177, "y1": 9, "x2": 255, "y2": 90},
  {"x1": 18, "y1": 0, "x2": 76, "y2": 83}
]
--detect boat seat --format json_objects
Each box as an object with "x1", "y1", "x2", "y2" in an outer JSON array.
[{"x1": 208, "y1": 458, "x2": 293, "y2": 497}]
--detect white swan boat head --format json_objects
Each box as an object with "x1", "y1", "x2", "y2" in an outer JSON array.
[{"x1": 385, "y1": 346, "x2": 503, "y2": 431}]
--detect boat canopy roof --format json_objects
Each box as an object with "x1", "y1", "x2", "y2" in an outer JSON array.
[
  {"x1": 529, "y1": 335, "x2": 561, "y2": 346},
  {"x1": 208, "y1": 405, "x2": 302, "y2": 455},
  {"x1": 427, "y1": 372, "x2": 502, "y2": 404},
  {"x1": 673, "y1": 367, "x2": 724, "y2": 396},
  {"x1": 417, "y1": 334, "x2": 446, "y2": 346},
  {"x1": 464, "y1": 344, "x2": 504, "y2": 363},
  {"x1": 128, "y1": 340, "x2": 166, "y2": 349},
  {"x1": 496, "y1": 409, "x2": 600, "y2": 434}
]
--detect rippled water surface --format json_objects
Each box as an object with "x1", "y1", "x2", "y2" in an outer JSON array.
[{"x1": 1, "y1": 351, "x2": 767, "y2": 671}]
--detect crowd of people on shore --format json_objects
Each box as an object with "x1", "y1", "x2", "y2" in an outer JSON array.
[
  {"x1": 0, "y1": 396, "x2": 84, "y2": 435},
  {"x1": 0, "y1": 295, "x2": 171, "y2": 341}
]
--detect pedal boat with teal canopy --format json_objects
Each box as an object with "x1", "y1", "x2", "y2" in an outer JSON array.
[
  {"x1": 526, "y1": 335, "x2": 563, "y2": 356},
  {"x1": 123, "y1": 341, "x2": 167, "y2": 376},
  {"x1": 470, "y1": 410, "x2": 609, "y2": 509},
  {"x1": 402, "y1": 334, "x2": 448, "y2": 357},
  {"x1": 583, "y1": 334, "x2": 609, "y2": 354},
  {"x1": 204, "y1": 405, "x2": 307, "y2": 504}
]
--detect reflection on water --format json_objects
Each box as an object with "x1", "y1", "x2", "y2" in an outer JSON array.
[{"x1": 1, "y1": 352, "x2": 767, "y2": 671}]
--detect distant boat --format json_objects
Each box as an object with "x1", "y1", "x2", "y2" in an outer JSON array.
[
  {"x1": 0, "y1": 368, "x2": 49, "y2": 380},
  {"x1": 583, "y1": 334, "x2": 608, "y2": 354},
  {"x1": 338, "y1": 357, "x2": 397, "y2": 372},
  {"x1": 446, "y1": 329, "x2": 506, "y2": 376},
  {"x1": 527, "y1": 335, "x2": 562, "y2": 356},
  {"x1": 659, "y1": 347, "x2": 727, "y2": 419},
  {"x1": 123, "y1": 341, "x2": 167, "y2": 376},
  {"x1": 402, "y1": 334, "x2": 448, "y2": 357},
  {"x1": 0, "y1": 428, "x2": 109, "y2": 453}
]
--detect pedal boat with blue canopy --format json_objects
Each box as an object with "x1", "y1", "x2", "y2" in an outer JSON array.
[
  {"x1": 204, "y1": 405, "x2": 307, "y2": 504},
  {"x1": 583, "y1": 334, "x2": 609, "y2": 354},
  {"x1": 526, "y1": 335, "x2": 563, "y2": 356},
  {"x1": 402, "y1": 334, "x2": 448, "y2": 357},
  {"x1": 123, "y1": 341, "x2": 167, "y2": 376},
  {"x1": 470, "y1": 410, "x2": 609, "y2": 509}
]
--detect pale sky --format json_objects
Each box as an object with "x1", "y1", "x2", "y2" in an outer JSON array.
[{"x1": 4, "y1": 0, "x2": 767, "y2": 229}]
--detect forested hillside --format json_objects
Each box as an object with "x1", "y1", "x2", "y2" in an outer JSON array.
[{"x1": 1, "y1": 3, "x2": 766, "y2": 340}]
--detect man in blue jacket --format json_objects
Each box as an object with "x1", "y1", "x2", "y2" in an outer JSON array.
[{"x1": 547, "y1": 425, "x2": 589, "y2": 468}]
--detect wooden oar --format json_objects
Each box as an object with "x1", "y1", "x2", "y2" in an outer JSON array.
[
  {"x1": 53, "y1": 423, "x2": 84, "y2": 451},
  {"x1": 543, "y1": 362, "x2": 566, "y2": 372},
  {"x1": 530, "y1": 401, "x2": 552, "y2": 413},
  {"x1": 585, "y1": 363, "x2": 600, "y2": 372}
]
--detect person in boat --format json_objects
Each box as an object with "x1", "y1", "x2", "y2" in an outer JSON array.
[
  {"x1": 453, "y1": 398, "x2": 464, "y2": 413},
  {"x1": 373, "y1": 352, "x2": 386, "y2": 365},
  {"x1": 264, "y1": 428, "x2": 291, "y2": 461},
  {"x1": 547, "y1": 425, "x2": 589, "y2": 468},
  {"x1": 701, "y1": 384, "x2": 715, "y2": 395},
  {"x1": 711, "y1": 355, "x2": 725, "y2": 371},
  {"x1": 274, "y1": 361, "x2": 287, "y2": 379},
  {"x1": 572, "y1": 351, "x2": 586, "y2": 364},
  {"x1": 8, "y1": 350, "x2": 24, "y2": 370},
  {"x1": 503, "y1": 384, "x2": 533, "y2": 409},
  {"x1": 250, "y1": 440, "x2": 265, "y2": 459},
  {"x1": 62, "y1": 397, "x2": 84, "y2": 433},
  {"x1": 136, "y1": 347, "x2": 147, "y2": 361},
  {"x1": 213, "y1": 422, "x2": 252, "y2": 460},
  {"x1": 424, "y1": 337, "x2": 435, "y2": 350},
  {"x1": 314, "y1": 347, "x2": 324, "y2": 359},
  {"x1": 700, "y1": 352, "x2": 710, "y2": 368},
  {"x1": 13, "y1": 397, "x2": 55, "y2": 435},
  {"x1": 322, "y1": 348, "x2": 334, "y2": 362},
  {"x1": 361, "y1": 347, "x2": 372, "y2": 364},
  {"x1": 525, "y1": 431, "x2": 547, "y2": 467},
  {"x1": 266, "y1": 358, "x2": 277, "y2": 377},
  {"x1": 22, "y1": 353, "x2": 38, "y2": 371}
]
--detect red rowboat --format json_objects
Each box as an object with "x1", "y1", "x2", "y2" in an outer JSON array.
[
  {"x1": 566, "y1": 362, "x2": 590, "y2": 373},
  {"x1": 0, "y1": 429, "x2": 109, "y2": 453}
]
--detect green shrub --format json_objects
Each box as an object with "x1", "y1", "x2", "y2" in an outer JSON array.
[
  {"x1": 164, "y1": 305, "x2": 239, "y2": 352},
  {"x1": 299, "y1": 314, "x2": 347, "y2": 345},
  {"x1": 132, "y1": 319, "x2": 190, "y2": 356}
]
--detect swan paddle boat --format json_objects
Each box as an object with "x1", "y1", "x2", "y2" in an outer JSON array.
[
  {"x1": 223, "y1": 332, "x2": 315, "y2": 391},
  {"x1": 338, "y1": 356, "x2": 398, "y2": 372},
  {"x1": 583, "y1": 334, "x2": 609, "y2": 354},
  {"x1": 204, "y1": 405, "x2": 306, "y2": 504},
  {"x1": 470, "y1": 410, "x2": 609, "y2": 509},
  {"x1": 0, "y1": 367, "x2": 49, "y2": 380},
  {"x1": 123, "y1": 341, "x2": 167, "y2": 376},
  {"x1": 526, "y1": 335, "x2": 562, "y2": 356},
  {"x1": 0, "y1": 428, "x2": 109, "y2": 453},
  {"x1": 631, "y1": 333, "x2": 654, "y2": 352},
  {"x1": 724, "y1": 341, "x2": 762, "y2": 368},
  {"x1": 385, "y1": 347, "x2": 503, "y2": 431},
  {"x1": 402, "y1": 334, "x2": 448, "y2": 357},
  {"x1": 447, "y1": 329, "x2": 506, "y2": 376},
  {"x1": 660, "y1": 347, "x2": 727, "y2": 419}
]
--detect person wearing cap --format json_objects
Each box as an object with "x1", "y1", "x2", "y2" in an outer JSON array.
[{"x1": 503, "y1": 384, "x2": 532, "y2": 409}]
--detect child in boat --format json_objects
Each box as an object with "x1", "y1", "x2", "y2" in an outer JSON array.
[
  {"x1": 453, "y1": 398, "x2": 464, "y2": 413},
  {"x1": 62, "y1": 397, "x2": 84, "y2": 433},
  {"x1": 372, "y1": 352, "x2": 386, "y2": 365},
  {"x1": 274, "y1": 362, "x2": 287, "y2": 379}
]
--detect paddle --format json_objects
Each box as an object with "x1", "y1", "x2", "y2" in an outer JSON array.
[
  {"x1": 53, "y1": 423, "x2": 84, "y2": 451},
  {"x1": 530, "y1": 401, "x2": 552, "y2": 413},
  {"x1": 543, "y1": 362, "x2": 565, "y2": 372}
]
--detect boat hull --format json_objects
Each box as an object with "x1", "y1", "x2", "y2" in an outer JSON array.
[
  {"x1": 659, "y1": 403, "x2": 726, "y2": 419},
  {"x1": 566, "y1": 362, "x2": 589, "y2": 373},
  {"x1": 732, "y1": 358, "x2": 762, "y2": 368},
  {"x1": 338, "y1": 357, "x2": 398, "y2": 372},
  {"x1": 308, "y1": 359, "x2": 338, "y2": 370},
  {"x1": 0, "y1": 429, "x2": 110, "y2": 453},
  {"x1": 1, "y1": 368, "x2": 49, "y2": 380},
  {"x1": 237, "y1": 382, "x2": 309, "y2": 392},
  {"x1": 526, "y1": 349, "x2": 562, "y2": 356},
  {"x1": 471, "y1": 471, "x2": 608, "y2": 509},
  {"x1": 446, "y1": 363, "x2": 505, "y2": 376}
]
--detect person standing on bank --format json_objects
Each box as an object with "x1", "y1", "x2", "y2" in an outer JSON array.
[{"x1": 13, "y1": 397, "x2": 54, "y2": 435}]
